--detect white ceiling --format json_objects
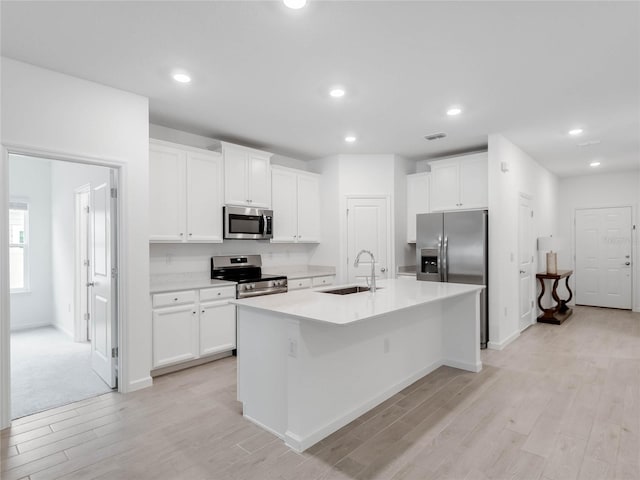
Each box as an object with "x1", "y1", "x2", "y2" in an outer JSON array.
[{"x1": 1, "y1": 1, "x2": 638, "y2": 177}]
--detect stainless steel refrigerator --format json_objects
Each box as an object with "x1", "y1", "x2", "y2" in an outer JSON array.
[{"x1": 416, "y1": 210, "x2": 488, "y2": 348}]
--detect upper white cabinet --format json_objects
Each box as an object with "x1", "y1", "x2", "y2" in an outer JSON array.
[
  {"x1": 149, "y1": 140, "x2": 224, "y2": 243},
  {"x1": 271, "y1": 166, "x2": 321, "y2": 243},
  {"x1": 222, "y1": 142, "x2": 272, "y2": 208},
  {"x1": 406, "y1": 172, "x2": 430, "y2": 243},
  {"x1": 429, "y1": 152, "x2": 488, "y2": 212}
]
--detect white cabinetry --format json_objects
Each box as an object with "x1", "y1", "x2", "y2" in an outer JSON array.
[
  {"x1": 222, "y1": 142, "x2": 272, "y2": 208},
  {"x1": 406, "y1": 172, "x2": 430, "y2": 243},
  {"x1": 149, "y1": 140, "x2": 224, "y2": 243},
  {"x1": 429, "y1": 152, "x2": 488, "y2": 212},
  {"x1": 152, "y1": 303, "x2": 199, "y2": 368},
  {"x1": 271, "y1": 166, "x2": 320, "y2": 243},
  {"x1": 152, "y1": 285, "x2": 236, "y2": 370},
  {"x1": 288, "y1": 275, "x2": 335, "y2": 291}
]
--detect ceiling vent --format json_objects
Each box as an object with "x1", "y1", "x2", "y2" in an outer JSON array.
[{"x1": 424, "y1": 132, "x2": 447, "y2": 141}]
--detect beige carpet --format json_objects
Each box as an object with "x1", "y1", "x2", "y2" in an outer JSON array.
[{"x1": 11, "y1": 326, "x2": 113, "y2": 419}]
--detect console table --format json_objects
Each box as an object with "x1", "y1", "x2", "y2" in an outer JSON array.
[{"x1": 536, "y1": 270, "x2": 573, "y2": 325}]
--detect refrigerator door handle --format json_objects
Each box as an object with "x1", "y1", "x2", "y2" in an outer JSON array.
[
  {"x1": 443, "y1": 235, "x2": 449, "y2": 282},
  {"x1": 437, "y1": 235, "x2": 443, "y2": 281}
]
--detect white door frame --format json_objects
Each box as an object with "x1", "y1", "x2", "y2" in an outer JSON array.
[
  {"x1": 74, "y1": 184, "x2": 91, "y2": 342},
  {"x1": 0, "y1": 143, "x2": 127, "y2": 428},
  {"x1": 344, "y1": 194, "x2": 394, "y2": 284}
]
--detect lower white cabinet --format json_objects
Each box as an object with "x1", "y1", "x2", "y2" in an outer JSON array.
[
  {"x1": 152, "y1": 287, "x2": 236, "y2": 369},
  {"x1": 152, "y1": 304, "x2": 199, "y2": 368},
  {"x1": 200, "y1": 301, "x2": 236, "y2": 356}
]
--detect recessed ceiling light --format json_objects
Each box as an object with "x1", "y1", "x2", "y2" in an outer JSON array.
[
  {"x1": 345, "y1": 135, "x2": 356, "y2": 143},
  {"x1": 446, "y1": 107, "x2": 462, "y2": 116},
  {"x1": 590, "y1": 161, "x2": 601, "y2": 167},
  {"x1": 172, "y1": 73, "x2": 191, "y2": 84},
  {"x1": 568, "y1": 128, "x2": 583, "y2": 136},
  {"x1": 283, "y1": 0, "x2": 307, "y2": 9},
  {"x1": 329, "y1": 88, "x2": 345, "y2": 98}
]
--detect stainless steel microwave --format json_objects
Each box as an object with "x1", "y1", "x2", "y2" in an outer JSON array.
[{"x1": 223, "y1": 205, "x2": 273, "y2": 240}]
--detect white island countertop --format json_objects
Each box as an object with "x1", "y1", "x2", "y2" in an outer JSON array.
[{"x1": 232, "y1": 279, "x2": 484, "y2": 325}]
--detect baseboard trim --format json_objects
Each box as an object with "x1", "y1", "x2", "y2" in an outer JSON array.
[
  {"x1": 443, "y1": 358, "x2": 482, "y2": 373},
  {"x1": 9, "y1": 322, "x2": 53, "y2": 332},
  {"x1": 151, "y1": 351, "x2": 233, "y2": 378},
  {"x1": 281, "y1": 359, "x2": 444, "y2": 452},
  {"x1": 127, "y1": 376, "x2": 153, "y2": 392},
  {"x1": 487, "y1": 330, "x2": 520, "y2": 351}
]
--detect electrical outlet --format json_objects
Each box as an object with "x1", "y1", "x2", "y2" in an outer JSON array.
[
  {"x1": 384, "y1": 338, "x2": 390, "y2": 354},
  {"x1": 288, "y1": 338, "x2": 298, "y2": 358}
]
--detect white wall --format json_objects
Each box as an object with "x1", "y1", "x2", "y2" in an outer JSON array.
[
  {"x1": 309, "y1": 154, "x2": 401, "y2": 283},
  {"x1": 50, "y1": 161, "x2": 111, "y2": 336},
  {"x1": 149, "y1": 123, "x2": 311, "y2": 171},
  {"x1": 394, "y1": 155, "x2": 417, "y2": 269},
  {"x1": 1, "y1": 57, "x2": 151, "y2": 419},
  {"x1": 487, "y1": 134, "x2": 559, "y2": 349},
  {"x1": 8, "y1": 156, "x2": 54, "y2": 331},
  {"x1": 557, "y1": 171, "x2": 640, "y2": 311}
]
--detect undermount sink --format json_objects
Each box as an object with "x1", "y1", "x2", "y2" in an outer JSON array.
[{"x1": 320, "y1": 286, "x2": 382, "y2": 295}]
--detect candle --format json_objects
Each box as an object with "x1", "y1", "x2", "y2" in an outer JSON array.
[{"x1": 546, "y1": 251, "x2": 557, "y2": 274}]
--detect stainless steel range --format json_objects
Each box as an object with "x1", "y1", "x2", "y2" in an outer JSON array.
[{"x1": 211, "y1": 255, "x2": 288, "y2": 298}]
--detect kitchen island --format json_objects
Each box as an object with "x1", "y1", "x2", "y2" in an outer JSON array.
[{"x1": 232, "y1": 279, "x2": 484, "y2": 452}]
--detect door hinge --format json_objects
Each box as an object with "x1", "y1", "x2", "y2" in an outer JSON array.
[
  {"x1": 634, "y1": 225, "x2": 637, "y2": 230},
  {"x1": 83, "y1": 259, "x2": 90, "y2": 267},
  {"x1": 346, "y1": 208, "x2": 349, "y2": 216},
  {"x1": 531, "y1": 300, "x2": 534, "y2": 308},
  {"x1": 110, "y1": 187, "x2": 117, "y2": 198},
  {"x1": 111, "y1": 267, "x2": 118, "y2": 278},
  {"x1": 531, "y1": 211, "x2": 534, "y2": 218},
  {"x1": 84, "y1": 312, "x2": 90, "y2": 321},
  {"x1": 111, "y1": 347, "x2": 118, "y2": 358},
  {"x1": 85, "y1": 205, "x2": 90, "y2": 213}
]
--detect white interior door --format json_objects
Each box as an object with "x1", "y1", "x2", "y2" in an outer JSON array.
[
  {"x1": 90, "y1": 172, "x2": 117, "y2": 388},
  {"x1": 347, "y1": 197, "x2": 389, "y2": 283},
  {"x1": 575, "y1": 207, "x2": 632, "y2": 309},
  {"x1": 518, "y1": 195, "x2": 535, "y2": 331},
  {"x1": 74, "y1": 186, "x2": 91, "y2": 342}
]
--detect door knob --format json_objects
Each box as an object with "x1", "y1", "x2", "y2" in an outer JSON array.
[
  {"x1": 86, "y1": 282, "x2": 95, "y2": 287},
  {"x1": 625, "y1": 262, "x2": 631, "y2": 266},
  {"x1": 381, "y1": 267, "x2": 387, "y2": 273},
  {"x1": 519, "y1": 270, "x2": 525, "y2": 274}
]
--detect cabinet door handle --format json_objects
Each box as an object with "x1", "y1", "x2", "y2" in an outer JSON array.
[
  {"x1": 188, "y1": 233, "x2": 192, "y2": 236},
  {"x1": 180, "y1": 233, "x2": 184, "y2": 237},
  {"x1": 192, "y1": 311, "x2": 197, "y2": 315},
  {"x1": 201, "y1": 310, "x2": 205, "y2": 314},
  {"x1": 217, "y1": 292, "x2": 221, "y2": 296},
  {"x1": 173, "y1": 297, "x2": 178, "y2": 301}
]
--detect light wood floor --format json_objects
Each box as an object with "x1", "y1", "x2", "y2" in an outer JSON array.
[{"x1": 2, "y1": 306, "x2": 639, "y2": 480}]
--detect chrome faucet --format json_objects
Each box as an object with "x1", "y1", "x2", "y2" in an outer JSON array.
[{"x1": 354, "y1": 249, "x2": 377, "y2": 293}]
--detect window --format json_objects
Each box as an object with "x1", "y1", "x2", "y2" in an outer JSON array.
[{"x1": 9, "y1": 201, "x2": 29, "y2": 292}]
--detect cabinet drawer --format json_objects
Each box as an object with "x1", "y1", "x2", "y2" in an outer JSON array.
[
  {"x1": 200, "y1": 286, "x2": 236, "y2": 302},
  {"x1": 152, "y1": 290, "x2": 197, "y2": 308},
  {"x1": 312, "y1": 275, "x2": 335, "y2": 287},
  {"x1": 289, "y1": 277, "x2": 312, "y2": 290}
]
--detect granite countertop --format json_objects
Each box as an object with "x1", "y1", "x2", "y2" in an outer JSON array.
[
  {"x1": 150, "y1": 273, "x2": 236, "y2": 294},
  {"x1": 231, "y1": 279, "x2": 483, "y2": 325},
  {"x1": 262, "y1": 265, "x2": 336, "y2": 280}
]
